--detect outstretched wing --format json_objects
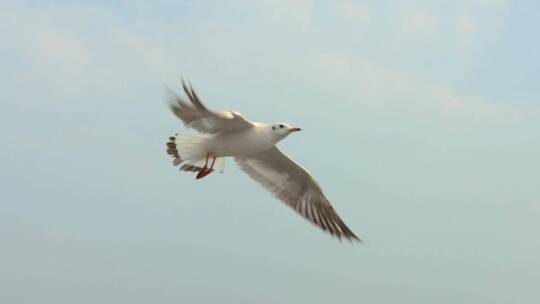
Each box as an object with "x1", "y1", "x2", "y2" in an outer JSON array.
[
  {"x1": 168, "y1": 80, "x2": 254, "y2": 134},
  {"x1": 235, "y1": 147, "x2": 360, "y2": 241}
]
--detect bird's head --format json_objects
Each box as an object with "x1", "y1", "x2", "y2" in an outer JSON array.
[{"x1": 270, "y1": 122, "x2": 301, "y2": 141}]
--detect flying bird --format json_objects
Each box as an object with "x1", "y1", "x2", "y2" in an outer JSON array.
[{"x1": 166, "y1": 80, "x2": 360, "y2": 241}]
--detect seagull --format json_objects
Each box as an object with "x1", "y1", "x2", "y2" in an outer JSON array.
[{"x1": 166, "y1": 80, "x2": 360, "y2": 241}]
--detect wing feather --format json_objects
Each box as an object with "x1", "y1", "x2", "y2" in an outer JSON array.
[
  {"x1": 168, "y1": 80, "x2": 253, "y2": 134},
  {"x1": 235, "y1": 147, "x2": 360, "y2": 241}
]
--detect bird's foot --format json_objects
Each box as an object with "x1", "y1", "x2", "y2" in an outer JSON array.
[
  {"x1": 196, "y1": 168, "x2": 214, "y2": 180},
  {"x1": 196, "y1": 155, "x2": 216, "y2": 180}
]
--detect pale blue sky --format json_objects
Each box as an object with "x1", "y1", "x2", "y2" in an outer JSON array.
[{"x1": 1, "y1": 1, "x2": 539, "y2": 303}]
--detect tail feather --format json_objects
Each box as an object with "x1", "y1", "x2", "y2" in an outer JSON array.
[{"x1": 166, "y1": 134, "x2": 225, "y2": 174}]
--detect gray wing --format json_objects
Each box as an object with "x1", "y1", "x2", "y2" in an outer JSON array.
[
  {"x1": 168, "y1": 80, "x2": 253, "y2": 134},
  {"x1": 235, "y1": 146, "x2": 360, "y2": 241}
]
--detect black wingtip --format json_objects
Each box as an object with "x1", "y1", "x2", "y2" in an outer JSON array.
[
  {"x1": 166, "y1": 135, "x2": 180, "y2": 161},
  {"x1": 178, "y1": 78, "x2": 206, "y2": 110},
  {"x1": 339, "y1": 227, "x2": 362, "y2": 243}
]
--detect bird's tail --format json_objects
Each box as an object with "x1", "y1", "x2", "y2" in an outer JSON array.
[{"x1": 166, "y1": 134, "x2": 225, "y2": 173}]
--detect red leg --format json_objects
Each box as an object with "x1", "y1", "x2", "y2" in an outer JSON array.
[
  {"x1": 196, "y1": 154, "x2": 210, "y2": 179},
  {"x1": 209, "y1": 157, "x2": 216, "y2": 170},
  {"x1": 196, "y1": 155, "x2": 215, "y2": 180},
  {"x1": 203, "y1": 154, "x2": 209, "y2": 168}
]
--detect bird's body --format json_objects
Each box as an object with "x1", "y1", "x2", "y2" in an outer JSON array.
[
  {"x1": 206, "y1": 123, "x2": 276, "y2": 157},
  {"x1": 166, "y1": 80, "x2": 360, "y2": 241}
]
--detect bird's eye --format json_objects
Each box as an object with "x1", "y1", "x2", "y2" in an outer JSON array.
[{"x1": 279, "y1": 124, "x2": 284, "y2": 128}]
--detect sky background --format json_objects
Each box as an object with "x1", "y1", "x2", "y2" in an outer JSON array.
[{"x1": 1, "y1": 0, "x2": 539, "y2": 303}]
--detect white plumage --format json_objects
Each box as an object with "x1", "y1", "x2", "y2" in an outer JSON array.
[{"x1": 166, "y1": 80, "x2": 360, "y2": 241}]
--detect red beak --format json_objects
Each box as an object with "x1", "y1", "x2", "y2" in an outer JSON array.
[{"x1": 289, "y1": 127, "x2": 302, "y2": 132}]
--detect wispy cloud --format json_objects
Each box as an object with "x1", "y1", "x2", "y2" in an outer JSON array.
[
  {"x1": 256, "y1": 0, "x2": 313, "y2": 31},
  {"x1": 401, "y1": 8, "x2": 439, "y2": 37},
  {"x1": 457, "y1": 12, "x2": 479, "y2": 35},
  {"x1": 0, "y1": 6, "x2": 91, "y2": 81},
  {"x1": 332, "y1": 1, "x2": 372, "y2": 30},
  {"x1": 0, "y1": 0, "x2": 535, "y2": 125},
  {"x1": 299, "y1": 51, "x2": 538, "y2": 127}
]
